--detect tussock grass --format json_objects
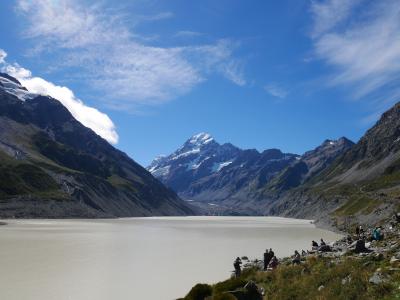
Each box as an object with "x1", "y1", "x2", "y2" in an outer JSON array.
[{"x1": 182, "y1": 255, "x2": 400, "y2": 300}]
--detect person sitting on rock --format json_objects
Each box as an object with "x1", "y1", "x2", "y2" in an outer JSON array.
[
  {"x1": 292, "y1": 250, "x2": 301, "y2": 265},
  {"x1": 318, "y1": 244, "x2": 332, "y2": 252},
  {"x1": 268, "y1": 256, "x2": 279, "y2": 270},
  {"x1": 233, "y1": 257, "x2": 242, "y2": 277},
  {"x1": 320, "y1": 238, "x2": 326, "y2": 246},
  {"x1": 354, "y1": 239, "x2": 371, "y2": 253},
  {"x1": 301, "y1": 250, "x2": 307, "y2": 256},
  {"x1": 312, "y1": 240, "x2": 319, "y2": 250}
]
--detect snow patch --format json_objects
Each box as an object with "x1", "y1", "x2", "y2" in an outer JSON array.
[
  {"x1": 211, "y1": 161, "x2": 233, "y2": 173},
  {"x1": 150, "y1": 165, "x2": 170, "y2": 177},
  {"x1": 0, "y1": 76, "x2": 37, "y2": 101},
  {"x1": 189, "y1": 132, "x2": 214, "y2": 146},
  {"x1": 172, "y1": 148, "x2": 200, "y2": 160}
]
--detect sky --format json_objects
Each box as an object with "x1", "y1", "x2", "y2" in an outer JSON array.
[{"x1": 1, "y1": 0, "x2": 400, "y2": 166}]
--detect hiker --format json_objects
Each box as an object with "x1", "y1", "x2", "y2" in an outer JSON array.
[
  {"x1": 292, "y1": 250, "x2": 301, "y2": 265},
  {"x1": 263, "y1": 249, "x2": 271, "y2": 271},
  {"x1": 355, "y1": 226, "x2": 360, "y2": 236},
  {"x1": 269, "y1": 248, "x2": 275, "y2": 258},
  {"x1": 233, "y1": 257, "x2": 242, "y2": 277},
  {"x1": 311, "y1": 240, "x2": 319, "y2": 250},
  {"x1": 372, "y1": 227, "x2": 383, "y2": 241},
  {"x1": 359, "y1": 225, "x2": 365, "y2": 238},
  {"x1": 301, "y1": 250, "x2": 307, "y2": 256},
  {"x1": 268, "y1": 256, "x2": 279, "y2": 270},
  {"x1": 320, "y1": 238, "x2": 326, "y2": 246},
  {"x1": 353, "y1": 239, "x2": 371, "y2": 253},
  {"x1": 318, "y1": 244, "x2": 332, "y2": 252}
]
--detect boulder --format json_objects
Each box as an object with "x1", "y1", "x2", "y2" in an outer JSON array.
[{"x1": 369, "y1": 272, "x2": 386, "y2": 285}]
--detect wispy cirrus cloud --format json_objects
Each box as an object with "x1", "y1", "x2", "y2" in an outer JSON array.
[
  {"x1": 310, "y1": 0, "x2": 362, "y2": 38},
  {"x1": 264, "y1": 83, "x2": 288, "y2": 99},
  {"x1": 15, "y1": 0, "x2": 246, "y2": 109},
  {"x1": 0, "y1": 49, "x2": 118, "y2": 144},
  {"x1": 310, "y1": 0, "x2": 400, "y2": 105}
]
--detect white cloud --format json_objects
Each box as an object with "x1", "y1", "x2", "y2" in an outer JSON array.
[
  {"x1": 310, "y1": 0, "x2": 362, "y2": 38},
  {"x1": 311, "y1": 0, "x2": 400, "y2": 101},
  {"x1": 264, "y1": 83, "x2": 288, "y2": 99},
  {"x1": 0, "y1": 49, "x2": 6, "y2": 64},
  {"x1": 0, "y1": 50, "x2": 118, "y2": 144},
  {"x1": 15, "y1": 0, "x2": 245, "y2": 109}
]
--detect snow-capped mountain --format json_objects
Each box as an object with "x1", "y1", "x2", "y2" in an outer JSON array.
[
  {"x1": 0, "y1": 73, "x2": 37, "y2": 101},
  {"x1": 148, "y1": 132, "x2": 242, "y2": 191},
  {"x1": 147, "y1": 133, "x2": 299, "y2": 204}
]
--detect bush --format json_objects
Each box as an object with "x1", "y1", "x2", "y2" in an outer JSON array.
[{"x1": 184, "y1": 283, "x2": 212, "y2": 300}]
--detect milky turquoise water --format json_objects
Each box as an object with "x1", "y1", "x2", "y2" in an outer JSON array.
[{"x1": 0, "y1": 217, "x2": 341, "y2": 300}]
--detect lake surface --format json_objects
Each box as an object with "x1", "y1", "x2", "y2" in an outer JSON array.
[{"x1": 0, "y1": 217, "x2": 341, "y2": 300}]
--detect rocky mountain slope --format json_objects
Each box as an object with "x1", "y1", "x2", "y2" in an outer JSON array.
[
  {"x1": 149, "y1": 102, "x2": 400, "y2": 225},
  {"x1": 265, "y1": 102, "x2": 400, "y2": 228},
  {"x1": 0, "y1": 73, "x2": 194, "y2": 218},
  {"x1": 267, "y1": 137, "x2": 354, "y2": 192},
  {"x1": 148, "y1": 133, "x2": 355, "y2": 214}
]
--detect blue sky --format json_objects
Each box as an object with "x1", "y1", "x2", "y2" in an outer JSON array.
[{"x1": 1, "y1": 0, "x2": 400, "y2": 166}]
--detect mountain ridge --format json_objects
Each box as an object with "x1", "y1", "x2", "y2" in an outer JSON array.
[
  {"x1": 148, "y1": 102, "x2": 400, "y2": 226},
  {"x1": 0, "y1": 72, "x2": 194, "y2": 218}
]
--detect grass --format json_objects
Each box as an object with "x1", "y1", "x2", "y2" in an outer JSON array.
[
  {"x1": 181, "y1": 254, "x2": 400, "y2": 300},
  {"x1": 334, "y1": 195, "x2": 382, "y2": 216},
  {"x1": 107, "y1": 174, "x2": 138, "y2": 192},
  {"x1": 0, "y1": 150, "x2": 65, "y2": 199}
]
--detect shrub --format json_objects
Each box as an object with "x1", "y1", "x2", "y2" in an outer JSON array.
[{"x1": 184, "y1": 283, "x2": 212, "y2": 300}]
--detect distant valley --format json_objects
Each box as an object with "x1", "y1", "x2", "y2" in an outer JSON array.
[{"x1": 148, "y1": 104, "x2": 400, "y2": 228}]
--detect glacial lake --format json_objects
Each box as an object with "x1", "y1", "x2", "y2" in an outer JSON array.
[{"x1": 0, "y1": 217, "x2": 341, "y2": 300}]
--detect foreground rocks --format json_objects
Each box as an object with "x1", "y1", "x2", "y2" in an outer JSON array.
[{"x1": 181, "y1": 220, "x2": 400, "y2": 300}]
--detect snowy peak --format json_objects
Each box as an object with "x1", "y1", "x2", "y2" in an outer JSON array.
[
  {"x1": 0, "y1": 73, "x2": 37, "y2": 101},
  {"x1": 187, "y1": 132, "x2": 214, "y2": 146}
]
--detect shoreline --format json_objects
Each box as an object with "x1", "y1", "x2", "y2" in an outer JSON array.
[{"x1": 180, "y1": 217, "x2": 400, "y2": 299}]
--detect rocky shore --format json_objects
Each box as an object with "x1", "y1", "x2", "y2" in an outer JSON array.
[{"x1": 180, "y1": 218, "x2": 400, "y2": 300}]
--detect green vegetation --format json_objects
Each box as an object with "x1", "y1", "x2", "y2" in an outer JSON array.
[
  {"x1": 0, "y1": 162, "x2": 60, "y2": 197},
  {"x1": 107, "y1": 174, "x2": 137, "y2": 192},
  {"x1": 182, "y1": 254, "x2": 400, "y2": 300},
  {"x1": 335, "y1": 195, "x2": 382, "y2": 216},
  {"x1": 182, "y1": 283, "x2": 213, "y2": 300},
  {"x1": 33, "y1": 132, "x2": 110, "y2": 178}
]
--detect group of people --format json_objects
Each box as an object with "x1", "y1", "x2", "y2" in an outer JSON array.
[
  {"x1": 232, "y1": 218, "x2": 397, "y2": 278},
  {"x1": 263, "y1": 248, "x2": 278, "y2": 271},
  {"x1": 355, "y1": 224, "x2": 386, "y2": 241},
  {"x1": 233, "y1": 242, "x2": 313, "y2": 277},
  {"x1": 310, "y1": 238, "x2": 331, "y2": 252},
  {"x1": 233, "y1": 248, "x2": 280, "y2": 277}
]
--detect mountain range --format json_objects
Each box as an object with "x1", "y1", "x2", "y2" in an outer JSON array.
[
  {"x1": 0, "y1": 72, "x2": 194, "y2": 218},
  {"x1": 1, "y1": 70, "x2": 399, "y2": 226},
  {"x1": 149, "y1": 104, "x2": 400, "y2": 226}
]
